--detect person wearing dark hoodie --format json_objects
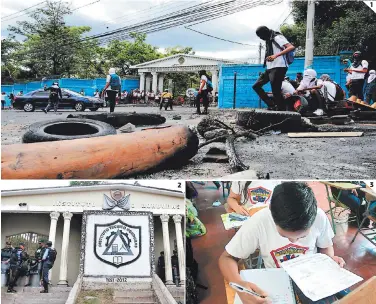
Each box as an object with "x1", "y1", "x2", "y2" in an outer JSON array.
[{"x1": 253, "y1": 26, "x2": 295, "y2": 110}]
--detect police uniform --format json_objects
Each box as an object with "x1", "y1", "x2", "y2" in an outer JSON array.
[
  {"x1": 41, "y1": 241, "x2": 57, "y2": 293},
  {"x1": 7, "y1": 244, "x2": 28, "y2": 293},
  {"x1": 1, "y1": 244, "x2": 13, "y2": 286},
  {"x1": 43, "y1": 83, "x2": 62, "y2": 113}
]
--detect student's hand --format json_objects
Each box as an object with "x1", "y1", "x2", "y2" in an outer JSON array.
[
  {"x1": 234, "y1": 205, "x2": 250, "y2": 216},
  {"x1": 266, "y1": 55, "x2": 277, "y2": 62},
  {"x1": 237, "y1": 281, "x2": 271, "y2": 304},
  {"x1": 351, "y1": 189, "x2": 358, "y2": 196},
  {"x1": 284, "y1": 93, "x2": 291, "y2": 98},
  {"x1": 332, "y1": 256, "x2": 346, "y2": 268}
]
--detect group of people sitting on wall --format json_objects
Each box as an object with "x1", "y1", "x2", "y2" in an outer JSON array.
[
  {"x1": 1, "y1": 239, "x2": 57, "y2": 294},
  {"x1": 252, "y1": 25, "x2": 375, "y2": 116}
]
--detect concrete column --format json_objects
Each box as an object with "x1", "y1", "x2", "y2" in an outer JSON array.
[
  {"x1": 168, "y1": 79, "x2": 173, "y2": 93},
  {"x1": 158, "y1": 74, "x2": 164, "y2": 93},
  {"x1": 172, "y1": 215, "x2": 185, "y2": 284},
  {"x1": 160, "y1": 214, "x2": 173, "y2": 285},
  {"x1": 145, "y1": 74, "x2": 151, "y2": 92},
  {"x1": 58, "y1": 212, "x2": 73, "y2": 285},
  {"x1": 48, "y1": 212, "x2": 60, "y2": 281},
  {"x1": 139, "y1": 72, "x2": 145, "y2": 91},
  {"x1": 211, "y1": 70, "x2": 218, "y2": 95},
  {"x1": 152, "y1": 72, "x2": 158, "y2": 94}
]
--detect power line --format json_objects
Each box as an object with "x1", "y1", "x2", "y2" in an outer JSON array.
[
  {"x1": 71, "y1": 0, "x2": 101, "y2": 12},
  {"x1": 184, "y1": 26, "x2": 259, "y2": 47},
  {"x1": 1, "y1": 1, "x2": 46, "y2": 19}
]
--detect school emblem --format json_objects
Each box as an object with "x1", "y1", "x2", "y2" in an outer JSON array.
[
  {"x1": 94, "y1": 219, "x2": 141, "y2": 268},
  {"x1": 103, "y1": 190, "x2": 131, "y2": 210},
  {"x1": 248, "y1": 186, "x2": 272, "y2": 204},
  {"x1": 270, "y1": 243, "x2": 309, "y2": 268}
]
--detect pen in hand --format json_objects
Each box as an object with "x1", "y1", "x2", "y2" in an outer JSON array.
[{"x1": 230, "y1": 282, "x2": 266, "y2": 298}]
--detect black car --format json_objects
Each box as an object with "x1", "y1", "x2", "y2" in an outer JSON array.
[{"x1": 13, "y1": 89, "x2": 105, "y2": 112}]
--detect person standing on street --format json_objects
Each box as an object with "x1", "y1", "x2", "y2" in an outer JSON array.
[
  {"x1": 1, "y1": 241, "x2": 14, "y2": 286},
  {"x1": 103, "y1": 68, "x2": 121, "y2": 113},
  {"x1": 365, "y1": 70, "x2": 376, "y2": 105},
  {"x1": 345, "y1": 51, "x2": 368, "y2": 100},
  {"x1": 35, "y1": 239, "x2": 46, "y2": 283},
  {"x1": 252, "y1": 26, "x2": 295, "y2": 110},
  {"x1": 40, "y1": 241, "x2": 57, "y2": 293},
  {"x1": 43, "y1": 82, "x2": 62, "y2": 114},
  {"x1": 7, "y1": 242, "x2": 28, "y2": 293},
  {"x1": 196, "y1": 70, "x2": 211, "y2": 115}
]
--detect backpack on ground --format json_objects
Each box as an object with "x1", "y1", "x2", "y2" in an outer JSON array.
[
  {"x1": 110, "y1": 74, "x2": 121, "y2": 91},
  {"x1": 272, "y1": 39, "x2": 295, "y2": 65}
]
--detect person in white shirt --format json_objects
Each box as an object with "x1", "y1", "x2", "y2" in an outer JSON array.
[
  {"x1": 219, "y1": 182, "x2": 345, "y2": 304},
  {"x1": 294, "y1": 69, "x2": 326, "y2": 116},
  {"x1": 93, "y1": 89, "x2": 100, "y2": 98},
  {"x1": 253, "y1": 26, "x2": 295, "y2": 110},
  {"x1": 316, "y1": 74, "x2": 344, "y2": 103},
  {"x1": 1, "y1": 92, "x2": 6, "y2": 109},
  {"x1": 345, "y1": 51, "x2": 368, "y2": 100},
  {"x1": 227, "y1": 181, "x2": 281, "y2": 215}
]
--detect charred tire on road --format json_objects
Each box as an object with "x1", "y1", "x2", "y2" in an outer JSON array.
[
  {"x1": 22, "y1": 118, "x2": 117, "y2": 143},
  {"x1": 236, "y1": 109, "x2": 302, "y2": 132}
]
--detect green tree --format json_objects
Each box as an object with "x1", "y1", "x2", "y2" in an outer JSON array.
[
  {"x1": 104, "y1": 33, "x2": 162, "y2": 76},
  {"x1": 8, "y1": 0, "x2": 99, "y2": 78},
  {"x1": 1, "y1": 35, "x2": 21, "y2": 83},
  {"x1": 281, "y1": 1, "x2": 376, "y2": 65}
]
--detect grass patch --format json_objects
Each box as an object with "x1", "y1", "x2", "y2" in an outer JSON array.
[{"x1": 75, "y1": 288, "x2": 114, "y2": 304}]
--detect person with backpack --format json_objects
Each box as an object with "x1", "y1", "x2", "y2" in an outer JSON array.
[
  {"x1": 345, "y1": 51, "x2": 369, "y2": 100},
  {"x1": 317, "y1": 74, "x2": 345, "y2": 104},
  {"x1": 43, "y1": 82, "x2": 63, "y2": 114},
  {"x1": 102, "y1": 68, "x2": 121, "y2": 112},
  {"x1": 196, "y1": 70, "x2": 212, "y2": 115},
  {"x1": 1, "y1": 241, "x2": 14, "y2": 287},
  {"x1": 253, "y1": 26, "x2": 295, "y2": 110},
  {"x1": 7, "y1": 242, "x2": 29, "y2": 293},
  {"x1": 40, "y1": 241, "x2": 57, "y2": 293}
]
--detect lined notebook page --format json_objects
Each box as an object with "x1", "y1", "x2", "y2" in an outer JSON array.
[{"x1": 234, "y1": 268, "x2": 296, "y2": 304}]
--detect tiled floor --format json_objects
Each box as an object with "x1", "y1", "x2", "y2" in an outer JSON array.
[{"x1": 189, "y1": 181, "x2": 376, "y2": 304}]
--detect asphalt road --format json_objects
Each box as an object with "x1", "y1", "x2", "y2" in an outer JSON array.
[{"x1": 2, "y1": 105, "x2": 376, "y2": 179}]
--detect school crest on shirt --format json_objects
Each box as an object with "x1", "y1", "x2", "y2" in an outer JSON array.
[
  {"x1": 247, "y1": 186, "x2": 272, "y2": 205},
  {"x1": 270, "y1": 243, "x2": 309, "y2": 268}
]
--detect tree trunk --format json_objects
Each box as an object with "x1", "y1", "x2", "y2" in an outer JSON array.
[
  {"x1": 225, "y1": 135, "x2": 249, "y2": 173},
  {"x1": 2, "y1": 126, "x2": 199, "y2": 179}
]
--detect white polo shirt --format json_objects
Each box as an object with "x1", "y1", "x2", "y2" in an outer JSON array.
[
  {"x1": 351, "y1": 60, "x2": 368, "y2": 80},
  {"x1": 266, "y1": 35, "x2": 290, "y2": 70},
  {"x1": 225, "y1": 208, "x2": 334, "y2": 269}
]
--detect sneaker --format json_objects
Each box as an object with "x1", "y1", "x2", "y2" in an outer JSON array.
[
  {"x1": 7, "y1": 289, "x2": 17, "y2": 293},
  {"x1": 40, "y1": 290, "x2": 48, "y2": 293},
  {"x1": 313, "y1": 109, "x2": 324, "y2": 116}
]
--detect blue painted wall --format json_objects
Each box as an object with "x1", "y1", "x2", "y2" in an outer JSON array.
[
  {"x1": 218, "y1": 56, "x2": 348, "y2": 109},
  {"x1": 1, "y1": 78, "x2": 140, "y2": 107}
]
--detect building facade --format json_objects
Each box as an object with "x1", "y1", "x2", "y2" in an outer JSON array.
[{"x1": 1, "y1": 184, "x2": 185, "y2": 288}]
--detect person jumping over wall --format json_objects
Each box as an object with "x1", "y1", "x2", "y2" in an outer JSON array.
[{"x1": 252, "y1": 26, "x2": 295, "y2": 110}]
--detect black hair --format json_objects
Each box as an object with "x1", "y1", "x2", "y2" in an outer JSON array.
[
  {"x1": 240, "y1": 181, "x2": 252, "y2": 205},
  {"x1": 199, "y1": 70, "x2": 212, "y2": 81},
  {"x1": 270, "y1": 182, "x2": 317, "y2": 232}
]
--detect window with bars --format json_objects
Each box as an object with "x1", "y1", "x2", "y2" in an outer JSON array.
[{"x1": 6, "y1": 232, "x2": 49, "y2": 257}]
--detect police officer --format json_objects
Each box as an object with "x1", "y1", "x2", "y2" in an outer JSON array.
[
  {"x1": 7, "y1": 242, "x2": 28, "y2": 293},
  {"x1": 171, "y1": 250, "x2": 180, "y2": 285},
  {"x1": 35, "y1": 239, "x2": 46, "y2": 282},
  {"x1": 157, "y1": 251, "x2": 165, "y2": 283},
  {"x1": 1, "y1": 241, "x2": 13, "y2": 286},
  {"x1": 40, "y1": 241, "x2": 57, "y2": 293},
  {"x1": 43, "y1": 82, "x2": 62, "y2": 114}
]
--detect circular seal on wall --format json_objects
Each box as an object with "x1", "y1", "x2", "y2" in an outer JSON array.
[{"x1": 178, "y1": 56, "x2": 185, "y2": 64}]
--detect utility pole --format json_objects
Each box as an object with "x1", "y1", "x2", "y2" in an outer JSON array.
[
  {"x1": 305, "y1": 0, "x2": 315, "y2": 69},
  {"x1": 258, "y1": 42, "x2": 263, "y2": 64}
]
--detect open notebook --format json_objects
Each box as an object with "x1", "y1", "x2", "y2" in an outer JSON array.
[{"x1": 234, "y1": 268, "x2": 296, "y2": 304}]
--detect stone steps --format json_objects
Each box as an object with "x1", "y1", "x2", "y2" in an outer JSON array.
[
  {"x1": 113, "y1": 289, "x2": 157, "y2": 304},
  {"x1": 1, "y1": 287, "x2": 71, "y2": 304}
]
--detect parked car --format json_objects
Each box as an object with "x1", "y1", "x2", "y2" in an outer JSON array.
[{"x1": 13, "y1": 89, "x2": 105, "y2": 112}]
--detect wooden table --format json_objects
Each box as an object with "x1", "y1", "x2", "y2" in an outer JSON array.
[
  {"x1": 335, "y1": 276, "x2": 376, "y2": 304},
  {"x1": 321, "y1": 182, "x2": 362, "y2": 234}
]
